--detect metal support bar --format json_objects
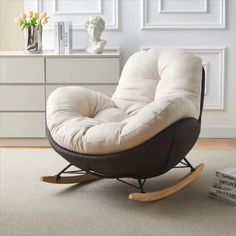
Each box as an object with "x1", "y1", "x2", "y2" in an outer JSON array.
[
  {"x1": 174, "y1": 166, "x2": 191, "y2": 169},
  {"x1": 116, "y1": 178, "x2": 147, "y2": 193},
  {"x1": 116, "y1": 178, "x2": 142, "y2": 190},
  {"x1": 174, "y1": 158, "x2": 195, "y2": 171},
  {"x1": 138, "y1": 178, "x2": 145, "y2": 193},
  {"x1": 63, "y1": 170, "x2": 86, "y2": 175},
  {"x1": 180, "y1": 161, "x2": 188, "y2": 166},
  {"x1": 56, "y1": 164, "x2": 72, "y2": 181},
  {"x1": 142, "y1": 178, "x2": 147, "y2": 186},
  {"x1": 183, "y1": 157, "x2": 195, "y2": 172}
]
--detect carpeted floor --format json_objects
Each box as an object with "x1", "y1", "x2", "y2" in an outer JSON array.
[{"x1": 0, "y1": 147, "x2": 236, "y2": 236}]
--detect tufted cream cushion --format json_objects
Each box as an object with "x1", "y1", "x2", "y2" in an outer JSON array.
[{"x1": 47, "y1": 49, "x2": 202, "y2": 154}]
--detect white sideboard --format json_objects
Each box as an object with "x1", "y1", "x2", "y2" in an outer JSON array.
[{"x1": 0, "y1": 50, "x2": 120, "y2": 145}]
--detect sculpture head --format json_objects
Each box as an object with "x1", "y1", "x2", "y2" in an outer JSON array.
[{"x1": 85, "y1": 16, "x2": 105, "y2": 41}]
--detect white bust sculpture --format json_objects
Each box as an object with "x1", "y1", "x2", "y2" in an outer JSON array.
[{"x1": 85, "y1": 16, "x2": 106, "y2": 54}]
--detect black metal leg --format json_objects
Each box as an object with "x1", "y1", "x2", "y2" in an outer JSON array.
[
  {"x1": 183, "y1": 157, "x2": 195, "y2": 172},
  {"x1": 138, "y1": 178, "x2": 145, "y2": 193},
  {"x1": 56, "y1": 164, "x2": 72, "y2": 181}
]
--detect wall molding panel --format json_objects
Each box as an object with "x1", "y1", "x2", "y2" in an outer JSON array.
[
  {"x1": 158, "y1": 0, "x2": 208, "y2": 14},
  {"x1": 142, "y1": 0, "x2": 225, "y2": 29},
  {"x1": 25, "y1": 0, "x2": 119, "y2": 30},
  {"x1": 53, "y1": 0, "x2": 102, "y2": 15},
  {"x1": 187, "y1": 47, "x2": 225, "y2": 110},
  {"x1": 141, "y1": 46, "x2": 225, "y2": 110}
]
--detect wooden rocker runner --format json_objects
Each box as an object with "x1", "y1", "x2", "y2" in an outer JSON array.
[
  {"x1": 41, "y1": 161, "x2": 204, "y2": 202},
  {"x1": 128, "y1": 163, "x2": 204, "y2": 201},
  {"x1": 40, "y1": 167, "x2": 99, "y2": 184},
  {"x1": 41, "y1": 49, "x2": 205, "y2": 202}
]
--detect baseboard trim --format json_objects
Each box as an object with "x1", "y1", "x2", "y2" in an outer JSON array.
[
  {"x1": 0, "y1": 138, "x2": 50, "y2": 147},
  {"x1": 200, "y1": 126, "x2": 236, "y2": 138},
  {"x1": 194, "y1": 138, "x2": 236, "y2": 149}
]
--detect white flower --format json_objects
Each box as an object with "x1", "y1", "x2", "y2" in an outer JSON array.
[
  {"x1": 41, "y1": 17, "x2": 48, "y2": 25},
  {"x1": 20, "y1": 13, "x2": 26, "y2": 20},
  {"x1": 28, "y1": 11, "x2": 33, "y2": 18},
  {"x1": 33, "y1": 12, "x2": 39, "y2": 19},
  {"x1": 15, "y1": 17, "x2": 22, "y2": 23},
  {"x1": 40, "y1": 12, "x2": 47, "y2": 19}
]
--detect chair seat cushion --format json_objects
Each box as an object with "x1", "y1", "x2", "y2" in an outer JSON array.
[{"x1": 47, "y1": 49, "x2": 202, "y2": 154}]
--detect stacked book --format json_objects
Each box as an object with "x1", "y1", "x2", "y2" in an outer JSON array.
[
  {"x1": 55, "y1": 21, "x2": 72, "y2": 54},
  {"x1": 209, "y1": 167, "x2": 236, "y2": 205}
]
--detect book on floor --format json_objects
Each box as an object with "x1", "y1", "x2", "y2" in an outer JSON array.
[
  {"x1": 209, "y1": 191, "x2": 236, "y2": 206},
  {"x1": 209, "y1": 166, "x2": 236, "y2": 205},
  {"x1": 216, "y1": 167, "x2": 236, "y2": 182},
  {"x1": 213, "y1": 176, "x2": 236, "y2": 189}
]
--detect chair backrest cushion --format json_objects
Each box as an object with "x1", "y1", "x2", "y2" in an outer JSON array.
[{"x1": 112, "y1": 49, "x2": 202, "y2": 117}]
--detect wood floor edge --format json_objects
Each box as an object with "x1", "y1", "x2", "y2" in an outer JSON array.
[{"x1": 194, "y1": 138, "x2": 236, "y2": 149}]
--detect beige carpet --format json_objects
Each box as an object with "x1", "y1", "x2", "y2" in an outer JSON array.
[{"x1": 0, "y1": 147, "x2": 236, "y2": 236}]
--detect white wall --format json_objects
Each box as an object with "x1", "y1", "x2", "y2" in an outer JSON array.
[
  {"x1": 24, "y1": 0, "x2": 236, "y2": 138},
  {"x1": 0, "y1": 0, "x2": 24, "y2": 51}
]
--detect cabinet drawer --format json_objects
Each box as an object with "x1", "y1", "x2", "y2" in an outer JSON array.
[
  {"x1": 46, "y1": 85, "x2": 117, "y2": 100},
  {"x1": 0, "y1": 86, "x2": 45, "y2": 111},
  {"x1": 0, "y1": 112, "x2": 45, "y2": 137},
  {"x1": 0, "y1": 57, "x2": 44, "y2": 83},
  {"x1": 46, "y1": 58, "x2": 120, "y2": 84}
]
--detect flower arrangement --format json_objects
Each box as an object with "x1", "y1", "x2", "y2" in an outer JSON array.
[
  {"x1": 15, "y1": 11, "x2": 49, "y2": 53},
  {"x1": 15, "y1": 11, "x2": 49, "y2": 30}
]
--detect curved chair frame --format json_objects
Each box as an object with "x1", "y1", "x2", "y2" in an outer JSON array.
[{"x1": 41, "y1": 68, "x2": 205, "y2": 202}]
